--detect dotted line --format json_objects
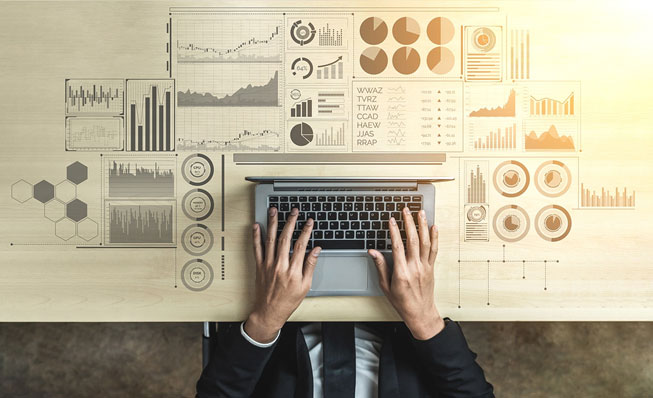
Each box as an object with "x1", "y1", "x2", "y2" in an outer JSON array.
[{"x1": 221, "y1": 254, "x2": 225, "y2": 281}]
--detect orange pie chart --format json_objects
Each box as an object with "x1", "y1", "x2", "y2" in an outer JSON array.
[
  {"x1": 360, "y1": 47, "x2": 388, "y2": 75},
  {"x1": 426, "y1": 46, "x2": 455, "y2": 74},
  {"x1": 392, "y1": 46, "x2": 420, "y2": 75},
  {"x1": 360, "y1": 17, "x2": 388, "y2": 45},
  {"x1": 392, "y1": 17, "x2": 420, "y2": 44},
  {"x1": 427, "y1": 17, "x2": 455, "y2": 44}
]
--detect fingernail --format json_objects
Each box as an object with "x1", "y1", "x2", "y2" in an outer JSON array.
[
  {"x1": 420, "y1": 210, "x2": 426, "y2": 218},
  {"x1": 390, "y1": 217, "x2": 397, "y2": 225},
  {"x1": 291, "y1": 208, "x2": 299, "y2": 215},
  {"x1": 268, "y1": 207, "x2": 277, "y2": 216},
  {"x1": 369, "y1": 251, "x2": 377, "y2": 258},
  {"x1": 306, "y1": 218, "x2": 313, "y2": 226},
  {"x1": 312, "y1": 247, "x2": 322, "y2": 256},
  {"x1": 403, "y1": 207, "x2": 410, "y2": 214},
  {"x1": 253, "y1": 223, "x2": 258, "y2": 230}
]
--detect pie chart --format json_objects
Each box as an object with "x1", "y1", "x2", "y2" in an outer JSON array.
[
  {"x1": 426, "y1": 46, "x2": 455, "y2": 74},
  {"x1": 392, "y1": 17, "x2": 420, "y2": 44},
  {"x1": 493, "y1": 204, "x2": 530, "y2": 242},
  {"x1": 534, "y1": 160, "x2": 571, "y2": 197},
  {"x1": 392, "y1": 46, "x2": 420, "y2": 75},
  {"x1": 493, "y1": 160, "x2": 530, "y2": 197},
  {"x1": 360, "y1": 17, "x2": 388, "y2": 45},
  {"x1": 360, "y1": 47, "x2": 388, "y2": 75},
  {"x1": 427, "y1": 17, "x2": 455, "y2": 44},
  {"x1": 535, "y1": 205, "x2": 571, "y2": 242},
  {"x1": 290, "y1": 122, "x2": 313, "y2": 146}
]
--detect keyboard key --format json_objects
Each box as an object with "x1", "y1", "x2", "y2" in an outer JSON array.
[
  {"x1": 280, "y1": 197, "x2": 289, "y2": 202},
  {"x1": 402, "y1": 196, "x2": 411, "y2": 201},
  {"x1": 354, "y1": 203, "x2": 364, "y2": 211},
  {"x1": 385, "y1": 203, "x2": 395, "y2": 211},
  {"x1": 343, "y1": 203, "x2": 353, "y2": 211},
  {"x1": 339, "y1": 221, "x2": 349, "y2": 229},
  {"x1": 329, "y1": 221, "x2": 339, "y2": 230},
  {"x1": 391, "y1": 212, "x2": 401, "y2": 220},
  {"x1": 333, "y1": 203, "x2": 343, "y2": 211},
  {"x1": 299, "y1": 196, "x2": 307, "y2": 201},
  {"x1": 323, "y1": 203, "x2": 332, "y2": 211},
  {"x1": 374, "y1": 196, "x2": 383, "y2": 201},
  {"x1": 355, "y1": 196, "x2": 364, "y2": 201},
  {"x1": 365, "y1": 196, "x2": 374, "y2": 201},
  {"x1": 348, "y1": 212, "x2": 358, "y2": 220},
  {"x1": 315, "y1": 240, "x2": 364, "y2": 250},
  {"x1": 370, "y1": 212, "x2": 379, "y2": 221},
  {"x1": 393, "y1": 196, "x2": 402, "y2": 201},
  {"x1": 292, "y1": 230, "x2": 301, "y2": 239},
  {"x1": 383, "y1": 196, "x2": 392, "y2": 201},
  {"x1": 314, "y1": 231, "x2": 323, "y2": 239},
  {"x1": 380, "y1": 212, "x2": 390, "y2": 220},
  {"x1": 361, "y1": 221, "x2": 370, "y2": 229},
  {"x1": 312, "y1": 203, "x2": 321, "y2": 211},
  {"x1": 355, "y1": 231, "x2": 365, "y2": 239},
  {"x1": 318, "y1": 196, "x2": 326, "y2": 201},
  {"x1": 366, "y1": 231, "x2": 375, "y2": 239},
  {"x1": 308, "y1": 196, "x2": 317, "y2": 201},
  {"x1": 346, "y1": 196, "x2": 355, "y2": 201},
  {"x1": 327, "y1": 196, "x2": 336, "y2": 202},
  {"x1": 338, "y1": 212, "x2": 348, "y2": 220},
  {"x1": 396, "y1": 203, "x2": 405, "y2": 211},
  {"x1": 301, "y1": 203, "x2": 310, "y2": 211},
  {"x1": 269, "y1": 202, "x2": 278, "y2": 208},
  {"x1": 377, "y1": 231, "x2": 386, "y2": 239},
  {"x1": 291, "y1": 203, "x2": 300, "y2": 210},
  {"x1": 306, "y1": 212, "x2": 316, "y2": 220},
  {"x1": 366, "y1": 241, "x2": 376, "y2": 249},
  {"x1": 280, "y1": 203, "x2": 289, "y2": 211},
  {"x1": 412, "y1": 196, "x2": 422, "y2": 201},
  {"x1": 372, "y1": 221, "x2": 381, "y2": 230},
  {"x1": 337, "y1": 196, "x2": 346, "y2": 202},
  {"x1": 290, "y1": 196, "x2": 298, "y2": 202},
  {"x1": 351, "y1": 221, "x2": 361, "y2": 229},
  {"x1": 375, "y1": 203, "x2": 384, "y2": 211},
  {"x1": 270, "y1": 196, "x2": 279, "y2": 201},
  {"x1": 408, "y1": 203, "x2": 421, "y2": 211},
  {"x1": 317, "y1": 212, "x2": 327, "y2": 220},
  {"x1": 324, "y1": 231, "x2": 334, "y2": 239},
  {"x1": 335, "y1": 231, "x2": 344, "y2": 239},
  {"x1": 345, "y1": 231, "x2": 354, "y2": 239},
  {"x1": 359, "y1": 212, "x2": 369, "y2": 221},
  {"x1": 376, "y1": 240, "x2": 385, "y2": 249},
  {"x1": 318, "y1": 221, "x2": 329, "y2": 230},
  {"x1": 328, "y1": 212, "x2": 337, "y2": 220},
  {"x1": 364, "y1": 203, "x2": 374, "y2": 211}
]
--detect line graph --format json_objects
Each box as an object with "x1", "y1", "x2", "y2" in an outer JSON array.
[
  {"x1": 178, "y1": 71, "x2": 278, "y2": 106},
  {"x1": 65, "y1": 79, "x2": 124, "y2": 115},
  {"x1": 175, "y1": 19, "x2": 282, "y2": 63},
  {"x1": 65, "y1": 117, "x2": 123, "y2": 151},
  {"x1": 469, "y1": 88, "x2": 516, "y2": 117}
]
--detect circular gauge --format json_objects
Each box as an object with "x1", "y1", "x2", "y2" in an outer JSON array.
[
  {"x1": 471, "y1": 27, "x2": 496, "y2": 52},
  {"x1": 182, "y1": 189, "x2": 214, "y2": 221},
  {"x1": 290, "y1": 89, "x2": 301, "y2": 100},
  {"x1": 291, "y1": 57, "x2": 313, "y2": 79},
  {"x1": 181, "y1": 223, "x2": 214, "y2": 256},
  {"x1": 181, "y1": 259, "x2": 214, "y2": 292},
  {"x1": 181, "y1": 154, "x2": 214, "y2": 186},
  {"x1": 493, "y1": 160, "x2": 530, "y2": 197},
  {"x1": 360, "y1": 47, "x2": 388, "y2": 75},
  {"x1": 427, "y1": 46, "x2": 455, "y2": 74},
  {"x1": 290, "y1": 20, "x2": 316, "y2": 45},
  {"x1": 535, "y1": 205, "x2": 572, "y2": 242},
  {"x1": 493, "y1": 204, "x2": 530, "y2": 242},
  {"x1": 392, "y1": 46, "x2": 420, "y2": 75},
  {"x1": 393, "y1": 17, "x2": 420, "y2": 44},
  {"x1": 427, "y1": 17, "x2": 455, "y2": 45},
  {"x1": 534, "y1": 160, "x2": 572, "y2": 198},
  {"x1": 290, "y1": 122, "x2": 313, "y2": 146},
  {"x1": 467, "y1": 205, "x2": 487, "y2": 222},
  {"x1": 360, "y1": 17, "x2": 388, "y2": 45}
]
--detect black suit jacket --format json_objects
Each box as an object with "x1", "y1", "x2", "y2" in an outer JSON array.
[{"x1": 197, "y1": 320, "x2": 494, "y2": 398}]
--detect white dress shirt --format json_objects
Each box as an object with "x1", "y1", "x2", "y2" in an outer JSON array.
[{"x1": 241, "y1": 321, "x2": 383, "y2": 398}]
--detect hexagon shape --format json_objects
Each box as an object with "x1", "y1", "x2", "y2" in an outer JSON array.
[
  {"x1": 77, "y1": 218, "x2": 98, "y2": 241},
  {"x1": 66, "y1": 199, "x2": 87, "y2": 222},
  {"x1": 66, "y1": 161, "x2": 88, "y2": 184},
  {"x1": 11, "y1": 179, "x2": 33, "y2": 203},
  {"x1": 55, "y1": 180, "x2": 76, "y2": 203},
  {"x1": 44, "y1": 199, "x2": 65, "y2": 222},
  {"x1": 33, "y1": 180, "x2": 55, "y2": 203},
  {"x1": 55, "y1": 218, "x2": 76, "y2": 241}
]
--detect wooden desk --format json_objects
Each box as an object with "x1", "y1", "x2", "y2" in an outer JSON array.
[{"x1": 1, "y1": 0, "x2": 651, "y2": 321}]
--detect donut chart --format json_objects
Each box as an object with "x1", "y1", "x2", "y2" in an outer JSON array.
[
  {"x1": 181, "y1": 259, "x2": 214, "y2": 292},
  {"x1": 181, "y1": 154, "x2": 214, "y2": 186},
  {"x1": 181, "y1": 223, "x2": 214, "y2": 256},
  {"x1": 534, "y1": 160, "x2": 572, "y2": 197},
  {"x1": 493, "y1": 204, "x2": 530, "y2": 242},
  {"x1": 493, "y1": 160, "x2": 530, "y2": 197},
  {"x1": 181, "y1": 189, "x2": 214, "y2": 221},
  {"x1": 535, "y1": 205, "x2": 572, "y2": 242}
]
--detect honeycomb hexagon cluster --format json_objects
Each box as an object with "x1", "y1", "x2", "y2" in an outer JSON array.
[{"x1": 10, "y1": 161, "x2": 98, "y2": 241}]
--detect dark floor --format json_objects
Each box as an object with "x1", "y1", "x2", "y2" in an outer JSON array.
[{"x1": 0, "y1": 322, "x2": 652, "y2": 398}]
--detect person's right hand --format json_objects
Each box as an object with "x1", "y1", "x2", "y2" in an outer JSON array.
[
  {"x1": 368, "y1": 207, "x2": 445, "y2": 340},
  {"x1": 244, "y1": 207, "x2": 321, "y2": 343}
]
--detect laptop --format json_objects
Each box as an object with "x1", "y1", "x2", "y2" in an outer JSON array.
[{"x1": 246, "y1": 177, "x2": 454, "y2": 296}]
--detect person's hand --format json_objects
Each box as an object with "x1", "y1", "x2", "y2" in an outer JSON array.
[
  {"x1": 244, "y1": 207, "x2": 321, "y2": 343},
  {"x1": 368, "y1": 207, "x2": 445, "y2": 340}
]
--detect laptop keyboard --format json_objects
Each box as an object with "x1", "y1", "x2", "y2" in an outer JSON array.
[{"x1": 268, "y1": 195, "x2": 422, "y2": 250}]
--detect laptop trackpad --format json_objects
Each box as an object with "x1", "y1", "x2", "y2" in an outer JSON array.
[{"x1": 311, "y1": 255, "x2": 369, "y2": 291}]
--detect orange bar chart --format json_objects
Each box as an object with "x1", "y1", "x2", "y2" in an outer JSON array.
[
  {"x1": 473, "y1": 123, "x2": 517, "y2": 150},
  {"x1": 580, "y1": 184, "x2": 635, "y2": 207},
  {"x1": 530, "y1": 92, "x2": 575, "y2": 116}
]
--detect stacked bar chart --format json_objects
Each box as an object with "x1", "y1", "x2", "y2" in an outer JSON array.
[
  {"x1": 580, "y1": 184, "x2": 635, "y2": 208},
  {"x1": 473, "y1": 124, "x2": 517, "y2": 150},
  {"x1": 530, "y1": 92, "x2": 575, "y2": 116},
  {"x1": 126, "y1": 80, "x2": 175, "y2": 151}
]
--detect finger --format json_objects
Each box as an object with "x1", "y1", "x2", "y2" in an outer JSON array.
[
  {"x1": 302, "y1": 247, "x2": 322, "y2": 288},
  {"x1": 428, "y1": 225, "x2": 439, "y2": 266},
  {"x1": 388, "y1": 216, "x2": 407, "y2": 271},
  {"x1": 253, "y1": 223, "x2": 264, "y2": 268},
  {"x1": 276, "y1": 207, "x2": 299, "y2": 265},
  {"x1": 417, "y1": 210, "x2": 430, "y2": 265},
  {"x1": 368, "y1": 249, "x2": 390, "y2": 293},
  {"x1": 402, "y1": 207, "x2": 420, "y2": 262},
  {"x1": 264, "y1": 207, "x2": 278, "y2": 267},
  {"x1": 291, "y1": 218, "x2": 314, "y2": 271}
]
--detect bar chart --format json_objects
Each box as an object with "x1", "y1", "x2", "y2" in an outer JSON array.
[
  {"x1": 580, "y1": 184, "x2": 635, "y2": 208},
  {"x1": 65, "y1": 79, "x2": 124, "y2": 115},
  {"x1": 126, "y1": 79, "x2": 175, "y2": 151},
  {"x1": 290, "y1": 98, "x2": 312, "y2": 117},
  {"x1": 466, "y1": 163, "x2": 487, "y2": 203},
  {"x1": 316, "y1": 56, "x2": 344, "y2": 79},
  {"x1": 315, "y1": 123, "x2": 346, "y2": 147},
  {"x1": 530, "y1": 92, "x2": 575, "y2": 116},
  {"x1": 473, "y1": 123, "x2": 517, "y2": 150}
]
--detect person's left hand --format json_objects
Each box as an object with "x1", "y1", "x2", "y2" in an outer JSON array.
[{"x1": 244, "y1": 207, "x2": 321, "y2": 343}]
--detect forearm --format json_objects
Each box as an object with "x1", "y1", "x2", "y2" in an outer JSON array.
[
  {"x1": 196, "y1": 322, "x2": 277, "y2": 398},
  {"x1": 410, "y1": 319, "x2": 494, "y2": 398}
]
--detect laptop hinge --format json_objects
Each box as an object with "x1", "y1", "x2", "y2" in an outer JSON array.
[{"x1": 273, "y1": 181, "x2": 418, "y2": 190}]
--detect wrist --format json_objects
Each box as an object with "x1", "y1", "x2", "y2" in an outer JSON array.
[
  {"x1": 244, "y1": 312, "x2": 283, "y2": 344},
  {"x1": 405, "y1": 310, "x2": 445, "y2": 340}
]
